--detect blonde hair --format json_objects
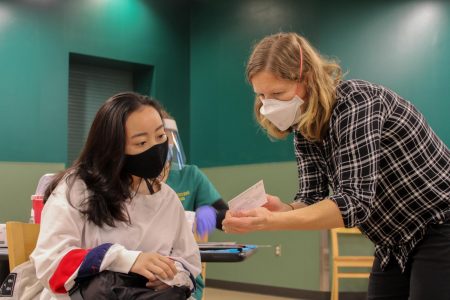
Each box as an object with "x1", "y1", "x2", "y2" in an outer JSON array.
[{"x1": 246, "y1": 32, "x2": 342, "y2": 141}]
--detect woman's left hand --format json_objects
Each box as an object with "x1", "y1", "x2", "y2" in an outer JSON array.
[
  {"x1": 222, "y1": 207, "x2": 274, "y2": 233},
  {"x1": 146, "y1": 278, "x2": 171, "y2": 291}
]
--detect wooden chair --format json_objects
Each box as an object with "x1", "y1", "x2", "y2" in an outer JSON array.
[
  {"x1": 6, "y1": 222, "x2": 40, "y2": 270},
  {"x1": 330, "y1": 227, "x2": 374, "y2": 300}
]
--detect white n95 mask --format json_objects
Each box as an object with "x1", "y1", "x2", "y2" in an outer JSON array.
[{"x1": 260, "y1": 95, "x2": 304, "y2": 131}]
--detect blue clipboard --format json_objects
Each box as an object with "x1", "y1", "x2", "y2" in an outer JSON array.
[{"x1": 199, "y1": 244, "x2": 257, "y2": 262}]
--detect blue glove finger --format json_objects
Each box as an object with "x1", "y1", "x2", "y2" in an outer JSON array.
[
  {"x1": 196, "y1": 207, "x2": 216, "y2": 236},
  {"x1": 196, "y1": 206, "x2": 217, "y2": 236}
]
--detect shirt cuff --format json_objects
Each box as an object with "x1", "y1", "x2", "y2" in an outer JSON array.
[
  {"x1": 104, "y1": 245, "x2": 141, "y2": 274},
  {"x1": 293, "y1": 197, "x2": 317, "y2": 206},
  {"x1": 328, "y1": 194, "x2": 355, "y2": 228}
]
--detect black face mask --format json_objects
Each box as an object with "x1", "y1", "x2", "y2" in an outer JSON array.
[{"x1": 124, "y1": 139, "x2": 169, "y2": 191}]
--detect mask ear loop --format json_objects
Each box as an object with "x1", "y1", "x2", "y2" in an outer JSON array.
[
  {"x1": 144, "y1": 178, "x2": 155, "y2": 194},
  {"x1": 131, "y1": 177, "x2": 143, "y2": 199}
]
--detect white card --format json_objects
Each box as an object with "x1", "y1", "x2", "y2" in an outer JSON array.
[{"x1": 228, "y1": 180, "x2": 267, "y2": 211}]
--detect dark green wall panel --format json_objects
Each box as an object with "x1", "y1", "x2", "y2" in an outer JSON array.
[
  {"x1": 0, "y1": 0, "x2": 190, "y2": 163},
  {"x1": 2, "y1": 0, "x2": 448, "y2": 167},
  {"x1": 317, "y1": 1, "x2": 450, "y2": 144},
  {"x1": 190, "y1": 0, "x2": 450, "y2": 167}
]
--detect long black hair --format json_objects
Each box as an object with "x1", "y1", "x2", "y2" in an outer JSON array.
[{"x1": 44, "y1": 92, "x2": 165, "y2": 227}]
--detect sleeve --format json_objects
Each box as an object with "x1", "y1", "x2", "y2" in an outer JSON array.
[
  {"x1": 212, "y1": 199, "x2": 229, "y2": 230},
  {"x1": 163, "y1": 200, "x2": 202, "y2": 291},
  {"x1": 328, "y1": 92, "x2": 384, "y2": 227},
  {"x1": 30, "y1": 179, "x2": 141, "y2": 294},
  {"x1": 293, "y1": 132, "x2": 330, "y2": 205},
  {"x1": 191, "y1": 165, "x2": 222, "y2": 208}
]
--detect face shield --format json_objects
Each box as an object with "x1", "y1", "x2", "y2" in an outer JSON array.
[{"x1": 163, "y1": 118, "x2": 187, "y2": 170}]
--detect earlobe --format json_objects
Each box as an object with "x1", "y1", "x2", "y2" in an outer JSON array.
[{"x1": 296, "y1": 82, "x2": 307, "y2": 100}]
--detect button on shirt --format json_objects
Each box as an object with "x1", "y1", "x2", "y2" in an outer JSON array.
[{"x1": 294, "y1": 80, "x2": 450, "y2": 271}]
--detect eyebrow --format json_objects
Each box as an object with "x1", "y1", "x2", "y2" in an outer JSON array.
[
  {"x1": 254, "y1": 88, "x2": 284, "y2": 94},
  {"x1": 131, "y1": 124, "x2": 164, "y2": 139}
]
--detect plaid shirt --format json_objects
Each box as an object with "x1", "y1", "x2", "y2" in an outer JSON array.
[{"x1": 294, "y1": 80, "x2": 450, "y2": 271}]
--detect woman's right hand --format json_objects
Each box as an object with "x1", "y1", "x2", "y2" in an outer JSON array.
[
  {"x1": 263, "y1": 194, "x2": 290, "y2": 212},
  {"x1": 130, "y1": 252, "x2": 178, "y2": 282}
]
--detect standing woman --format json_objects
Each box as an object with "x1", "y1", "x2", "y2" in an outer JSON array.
[
  {"x1": 31, "y1": 92, "x2": 201, "y2": 299},
  {"x1": 223, "y1": 32, "x2": 450, "y2": 299}
]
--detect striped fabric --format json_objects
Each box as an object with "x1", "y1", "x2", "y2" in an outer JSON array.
[
  {"x1": 48, "y1": 244, "x2": 113, "y2": 293},
  {"x1": 48, "y1": 249, "x2": 87, "y2": 293}
]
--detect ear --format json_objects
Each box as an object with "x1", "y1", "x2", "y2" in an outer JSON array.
[{"x1": 296, "y1": 82, "x2": 308, "y2": 100}]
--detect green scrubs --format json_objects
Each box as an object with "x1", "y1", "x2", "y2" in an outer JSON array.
[
  {"x1": 166, "y1": 164, "x2": 222, "y2": 300},
  {"x1": 167, "y1": 164, "x2": 221, "y2": 211}
]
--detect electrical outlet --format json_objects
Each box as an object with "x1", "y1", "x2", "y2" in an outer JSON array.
[
  {"x1": 275, "y1": 244, "x2": 281, "y2": 256},
  {"x1": 0, "y1": 224, "x2": 7, "y2": 247}
]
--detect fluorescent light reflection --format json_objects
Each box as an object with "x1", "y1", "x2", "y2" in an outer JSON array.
[
  {"x1": 397, "y1": 2, "x2": 444, "y2": 50},
  {"x1": 0, "y1": 5, "x2": 12, "y2": 34}
]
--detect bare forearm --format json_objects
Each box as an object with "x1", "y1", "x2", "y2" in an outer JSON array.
[
  {"x1": 279, "y1": 201, "x2": 307, "y2": 212},
  {"x1": 269, "y1": 199, "x2": 344, "y2": 230}
]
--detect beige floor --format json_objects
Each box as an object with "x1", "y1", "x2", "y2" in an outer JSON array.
[{"x1": 204, "y1": 287, "x2": 299, "y2": 300}]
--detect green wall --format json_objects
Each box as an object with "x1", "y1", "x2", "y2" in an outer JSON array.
[
  {"x1": 190, "y1": 0, "x2": 450, "y2": 167},
  {"x1": 0, "y1": 0, "x2": 191, "y2": 163},
  {"x1": 0, "y1": 162, "x2": 64, "y2": 223}
]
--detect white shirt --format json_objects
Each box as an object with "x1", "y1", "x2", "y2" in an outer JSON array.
[{"x1": 31, "y1": 177, "x2": 201, "y2": 300}]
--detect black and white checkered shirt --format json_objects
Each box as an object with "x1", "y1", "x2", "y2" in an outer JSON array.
[{"x1": 294, "y1": 80, "x2": 450, "y2": 271}]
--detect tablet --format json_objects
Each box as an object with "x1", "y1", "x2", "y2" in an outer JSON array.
[{"x1": 199, "y1": 245, "x2": 257, "y2": 262}]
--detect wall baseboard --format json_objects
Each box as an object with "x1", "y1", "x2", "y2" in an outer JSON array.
[{"x1": 206, "y1": 279, "x2": 367, "y2": 300}]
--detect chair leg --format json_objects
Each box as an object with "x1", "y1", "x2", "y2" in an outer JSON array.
[
  {"x1": 331, "y1": 267, "x2": 338, "y2": 300},
  {"x1": 201, "y1": 262, "x2": 206, "y2": 300}
]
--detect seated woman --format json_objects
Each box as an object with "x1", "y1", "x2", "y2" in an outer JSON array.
[{"x1": 30, "y1": 92, "x2": 201, "y2": 299}]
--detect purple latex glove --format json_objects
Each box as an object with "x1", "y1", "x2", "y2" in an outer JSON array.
[{"x1": 195, "y1": 206, "x2": 217, "y2": 237}]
